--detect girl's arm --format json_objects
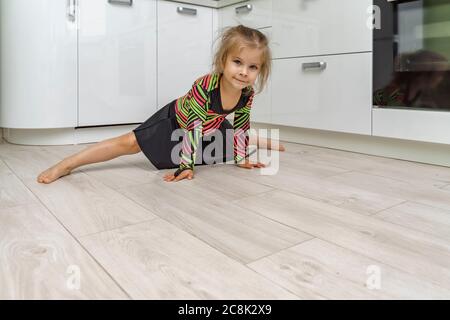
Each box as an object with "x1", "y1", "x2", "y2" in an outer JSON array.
[
  {"x1": 165, "y1": 83, "x2": 207, "y2": 182},
  {"x1": 233, "y1": 92, "x2": 266, "y2": 169}
]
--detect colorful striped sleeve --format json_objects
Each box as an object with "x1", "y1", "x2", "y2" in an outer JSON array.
[
  {"x1": 233, "y1": 91, "x2": 254, "y2": 164},
  {"x1": 179, "y1": 82, "x2": 208, "y2": 171}
]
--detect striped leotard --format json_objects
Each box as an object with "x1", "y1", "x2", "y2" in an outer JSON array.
[{"x1": 174, "y1": 73, "x2": 254, "y2": 171}]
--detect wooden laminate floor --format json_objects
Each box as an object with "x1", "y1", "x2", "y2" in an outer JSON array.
[{"x1": 1, "y1": 138, "x2": 450, "y2": 299}]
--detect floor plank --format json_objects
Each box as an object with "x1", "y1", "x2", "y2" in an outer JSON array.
[
  {"x1": 0, "y1": 161, "x2": 38, "y2": 209},
  {"x1": 327, "y1": 171, "x2": 450, "y2": 212},
  {"x1": 234, "y1": 190, "x2": 450, "y2": 288},
  {"x1": 374, "y1": 201, "x2": 450, "y2": 242},
  {"x1": 248, "y1": 238, "x2": 450, "y2": 299},
  {"x1": 120, "y1": 181, "x2": 312, "y2": 263},
  {"x1": 288, "y1": 143, "x2": 450, "y2": 190},
  {"x1": 0, "y1": 203, "x2": 128, "y2": 299},
  {"x1": 0, "y1": 144, "x2": 68, "y2": 180},
  {"x1": 225, "y1": 164, "x2": 405, "y2": 216},
  {"x1": 80, "y1": 218, "x2": 299, "y2": 299},
  {"x1": 24, "y1": 172, "x2": 158, "y2": 237},
  {"x1": 77, "y1": 158, "x2": 158, "y2": 190}
]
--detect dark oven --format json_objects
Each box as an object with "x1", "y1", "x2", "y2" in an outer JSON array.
[{"x1": 373, "y1": 0, "x2": 450, "y2": 110}]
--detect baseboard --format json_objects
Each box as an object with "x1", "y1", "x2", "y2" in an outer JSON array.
[
  {"x1": 2, "y1": 125, "x2": 138, "y2": 146},
  {"x1": 251, "y1": 122, "x2": 450, "y2": 168}
]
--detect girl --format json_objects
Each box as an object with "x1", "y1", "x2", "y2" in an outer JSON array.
[{"x1": 37, "y1": 25, "x2": 284, "y2": 184}]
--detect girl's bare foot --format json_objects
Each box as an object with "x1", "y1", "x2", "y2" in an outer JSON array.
[{"x1": 37, "y1": 162, "x2": 72, "y2": 184}]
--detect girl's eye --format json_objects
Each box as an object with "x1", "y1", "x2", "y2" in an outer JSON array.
[
  {"x1": 233, "y1": 60, "x2": 241, "y2": 65},
  {"x1": 250, "y1": 66, "x2": 258, "y2": 70}
]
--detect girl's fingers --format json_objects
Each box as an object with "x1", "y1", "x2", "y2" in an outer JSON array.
[
  {"x1": 163, "y1": 169, "x2": 194, "y2": 182},
  {"x1": 174, "y1": 171, "x2": 194, "y2": 182},
  {"x1": 249, "y1": 163, "x2": 265, "y2": 168},
  {"x1": 174, "y1": 174, "x2": 184, "y2": 182},
  {"x1": 163, "y1": 174, "x2": 175, "y2": 182}
]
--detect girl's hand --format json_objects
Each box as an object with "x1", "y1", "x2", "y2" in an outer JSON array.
[
  {"x1": 163, "y1": 169, "x2": 194, "y2": 182},
  {"x1": 236, "y1": 161, "x2": 266, "y2": 169}
]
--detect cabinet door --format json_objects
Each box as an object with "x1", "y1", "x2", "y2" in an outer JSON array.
[
  {"x1": 158, "y1": 1, "x2": 213, "y2": 108},
  {"x1": 218, "y1": 0, "x2": 272, "y2": 31},
  {"x1": 271, "y1": 53, "x2": 372, "y2": 135},
  {"x1": 251, "y1": 78, "x2": 271, "y2": 124},
  {"x1": 272, "y1": 0, "x2": 372, "y2": 58},
  {"x1": 251, "y1": 27, "x2": 272, "y2": 124},
  {"x1": 78, "y1": 0, "x2": 157, "y2": 127},
  {"x1": 0, "y1": 0, "x2": 77, "y2": 128}
]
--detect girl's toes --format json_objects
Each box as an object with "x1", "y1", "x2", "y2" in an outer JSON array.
[{"x1": 37, "y1": 165, "x2": 71, "y2": 184}]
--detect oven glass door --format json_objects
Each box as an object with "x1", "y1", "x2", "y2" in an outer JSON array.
[{"x1": 373, "y1": 0, "x2": 450, "y2": 110}]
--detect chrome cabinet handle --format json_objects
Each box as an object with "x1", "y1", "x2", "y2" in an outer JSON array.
[
  {"x1": 177, "y1": 7, "x2": 197, "y2": 15},
  {"x1": 302, "y1": 62, "x2": 327, "y2": 71},
  {"x1": 108, "y1": 0, "x2": 133, "y2": 6},
  {"x1": 235, "y1": 4, "x2": 253, "y2": 14},
  {"x1": 67, "y1": 0, "x2": 76, "y2": 22}
]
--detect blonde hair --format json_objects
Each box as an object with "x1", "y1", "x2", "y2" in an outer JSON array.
[{"x1": 212, "y1": 25, "x2": 272, "y2": 95}]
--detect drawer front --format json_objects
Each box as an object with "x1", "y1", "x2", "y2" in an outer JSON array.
[
  {"x1": 272, "y1": 0, "x2": 372, "y2": 58},
  {"x1": 219, "y1": 0, "x2": 272, "y2": 30},
  {"x1": 271, "y1": 53, "x2": 372, "y2": 135},
  {"x1": 373, "y1": 108, "x2": 450, "y2": 145}
]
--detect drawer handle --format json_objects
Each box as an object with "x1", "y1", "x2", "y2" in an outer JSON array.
[
  {"x1": 177, "y1": 7, "x2": 197, "y2": 15},
  {"x1": 302, "y1": 62, "x2": 327, "y2": 71},
  {"x1": 235, "y1": 4, "x2": 253, "y2": 14},
  {"x1": 108, "y1": 0, "x2": 133, "y2": 6}
]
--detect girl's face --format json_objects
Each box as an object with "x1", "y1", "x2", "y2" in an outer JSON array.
[{"x1": 222, "y1": 46, "x2": 263, "y2": 92}]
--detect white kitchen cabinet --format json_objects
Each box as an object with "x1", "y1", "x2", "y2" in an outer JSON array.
[
  {"x1": 272, "y1": 0, "x2": 372, "y2": 59},
  {"x1": 0, "y1": 0, "x2": 77, "y2": 129},
  {"x1": 250, "y1": 27, "x2": 272, "y2": 124},
  {"x1": 218, "y1": 0, "x2": 272, "y2": 31},
  {"x1": 251, "y1": 78, "x2": 272, "y2": 124},
  {"x1": 271, "y1": 52, "x2": 372, "y2": 135},
  {"x1": 78, "y1": 0, "x2": 157, "y2": 126},
  {"x1": 157, "y1": 1, "x2": 213, "y2": 108}
]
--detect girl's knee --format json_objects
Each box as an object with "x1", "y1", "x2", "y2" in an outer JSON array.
[{"x1": 125, "y1": 132, "x2": 141, "y2": 153}]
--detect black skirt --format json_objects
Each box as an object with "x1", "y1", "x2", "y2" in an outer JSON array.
[{"x1": 133, "y1": 101, "x2": 235, "y2": 170}]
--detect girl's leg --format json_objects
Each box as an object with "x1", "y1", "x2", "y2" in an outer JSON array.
[
  {"x1": 249, "y1": 133, "x2": 285, "y2": 151},
  {"x1": 37, "y1": 132, "x2": 141, "y2": 184}
]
